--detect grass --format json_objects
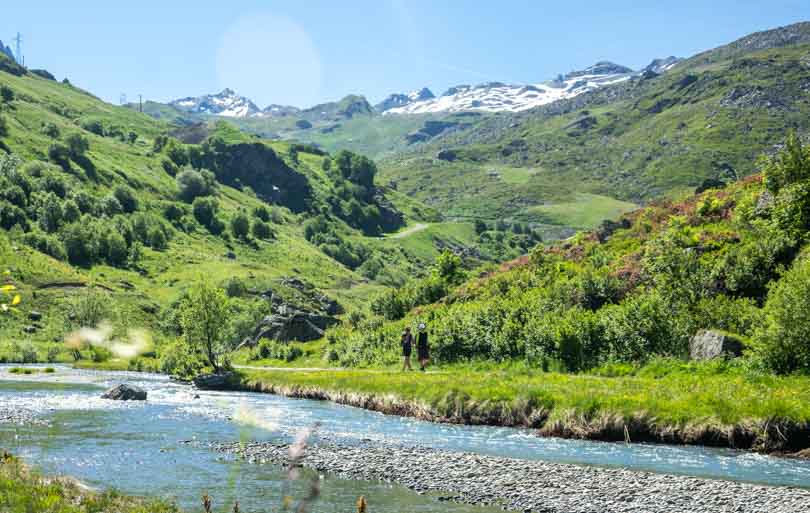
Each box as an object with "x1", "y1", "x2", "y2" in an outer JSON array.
[
  {"x1": 526, "y1": 193, "x2": 637, "y2": 229},
  {"x1": 0, "y1": 452, "x2": 181, "y2": 513},
  {"x1": 235, "y1": 361, "x2": 810, "y2": 451}
]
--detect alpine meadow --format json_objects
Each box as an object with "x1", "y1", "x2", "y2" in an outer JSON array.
[{"x1": 2, "y1": 10, "x2": 810, "y2": 513}]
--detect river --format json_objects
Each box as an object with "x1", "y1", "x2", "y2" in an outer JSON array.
[{"x1": 1, "y1": 365, "x2": 809, "y2": 512}]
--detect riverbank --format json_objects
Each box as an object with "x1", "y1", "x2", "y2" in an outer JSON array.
[
  {"x1": 0, "y1": 452, "x2": 181, "y2": 513},
  {"x1": 233, "y1": 366, "x2": 810, "y2": 456},
  {"x1": 211, "y1": 439, "x2": 810, "y2": 513}
]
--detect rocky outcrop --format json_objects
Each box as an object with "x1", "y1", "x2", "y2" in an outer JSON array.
[
  {"x1": 193, "y1": 372, "x2": 234, "y2": 390},
  {"x1": 101, "y1": 384, "x2": 147, "y2": 401},
  {"x1": 689, "y1": 330, "x2": 744, "y2": 360},
  {"x1": 376, "y1": 88, "x2": 435, "y2": 112},
  {"x1": 436, "y1": 149, "x2": 457, "y2": 161},
  {"x1": 243, "y1": 308, "x2": 340, "y2": 347}
]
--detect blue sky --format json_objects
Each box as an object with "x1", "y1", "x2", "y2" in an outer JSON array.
[{"x1": 2, "y1": 1, "x2": 808, "y2": 107}]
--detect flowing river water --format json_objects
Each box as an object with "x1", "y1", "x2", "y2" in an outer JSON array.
[{"x1": 1, "y1": 365, "x2": 809, "y2": 512}]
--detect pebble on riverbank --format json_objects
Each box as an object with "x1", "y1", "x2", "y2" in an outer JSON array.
[{"x1": 208, "y1": 440, "x2": 810, "y2": 513}]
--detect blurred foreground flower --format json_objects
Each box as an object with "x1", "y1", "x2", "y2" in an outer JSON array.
[{"x1": 64, "y1": 322, "x2": 153, "y2": 359}]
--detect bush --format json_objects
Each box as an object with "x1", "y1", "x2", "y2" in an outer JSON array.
[
  {"x1": 0, "y1": 85, "x2": 13, "y2": 103},
  {"x1": 253, "y1": 205, "x2": 270, "y2": 222},
  {"x1": 22, "y1": 231, "x2": 67, "y2": 260},
  {"x1": 104, "y1": 230, "x2": 129, "y2": 266},
  {"x1": 113, "y1": 186, "x2": 138, "y2": 213},
  {"x1": 192, "y1": 196, "x2": 219, "y2": 228},
  {"x1": 251, "y1": 220, "x2": 273, "y2": 240},
  {"x1": 100, "y1": 194, "x2": 123, "y2": 216},
  {"x1": 253, "y1": 339, "x2": 303, "y2": 362},
  {"x1": 600, "y1": 290, "x2": 689, "y2": 362},
  {"x1": 61, "y1": 220, "x2": 100, "y2": 265},
  {"x1": 65, "y1": 133, "x2": 89, "y2": 159},
  {"x1": 80, "y1": 118, "x2": 104, "y2": 136},
  {"x1": 34, "y1": 191, "x2": 63, "y2": 233},
  {"x1": 0, "y1": 115, "x2": 7, "y2": 138},
  {"x1": 176, "y1": 168, "x2": 215, "y2": 202},
  {"x1": 756, "y1": 255, "x2": 810, "y2": 373},
  {"x1": 41, "y1": 122, "x2": 60, "y2": 138},
  {"x1": 67, "y1": 290, "x2": 114, "y2": 328},
  {"x1": 230, "y1": 211, "x2": 250, "y2": 240},
  {"x1": 48, "y1": 143, "x2": 71, "y2": 168}
]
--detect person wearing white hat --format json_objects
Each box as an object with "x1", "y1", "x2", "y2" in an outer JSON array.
[{"x1": 416, "y1": 323, "x2": 430, "y2": 371}]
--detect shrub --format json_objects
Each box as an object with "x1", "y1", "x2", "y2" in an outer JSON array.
[
  {"x1": 0, "y1": 115, "x2": 7, "y2": 138},
  {"x1": 192, "y1": 196, "x2": 219, "y2": 229},
  {"x1": 67, "y1": 290, "x2": 114, "y2": 328},
  {"x1": 100, "y1": 194, "x2": 123, "y2": 216},
  {"x1": 254, "y1": 339, "x2": 303, "y2": 362},
  {"x1": 80, "y1": 118, "x2": 104, "y2": 136},
  {"x1": 34, "y1": 191, "x2": 63, "y2": 233},
  {"x1": 22, "y1": 231, "x2": 67, "y2": 260},
  {"x1": 0, "y1": 85, "x2": 13, "y2": 103},
  {"x1": 252, "y1": 205, "x2": 270, "y2": 222},
  {"x1": 41, "y1": 122, "x2": 60, "y2": 138},
  {"x1": 48, "y1": 143, "x2": 71, "y2": 167},
  {"x1": 113, "y1": 186, "x2": 138, "y2": 213},
  {"x1": 755, "y1": 255, "x2": 810, "y2": 373},
  {"x1": 251, "y1": 220, "x2": 273, "y2": 240},
  {"x1": 65, "y1": 133, "x2": 89, "y2": 159},
  {"x1": 62, "y1": 199, "x2": 81, "y2": 223},
  {"x1": 105, "y1": 230, "x2": 129, "y2": 266},
  {"x1": 61, "y1": 221, "x2": 100, "y2": 265},
  {"x1": 177, "y1": 168, "x2": 215, "y2": 202},
  {"x1": 600, "y1": 290, "x2": 689, "y2": 362},
  {"x1": 230, "y1": 211, "x2": 250, "y2": 240},
  {"x1": 70, "y1": 190, "x2": 96, "y2": 214}
]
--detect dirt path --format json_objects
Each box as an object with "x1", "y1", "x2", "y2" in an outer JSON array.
[{"x1": 386, "y1": 223, "x2": 430, "y2": 239}]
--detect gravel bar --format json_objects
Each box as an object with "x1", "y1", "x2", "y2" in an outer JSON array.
[{"x1": 210, "y1": 440, "x2": 810, "y2": 513}]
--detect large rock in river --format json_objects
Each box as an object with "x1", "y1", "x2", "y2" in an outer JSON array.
[
  {"x1": 689, "y1": 330, "x2": 744, "y2": 360},
  {"x1": 102, "y1": 384, "x2": 147, "y2": 401}
]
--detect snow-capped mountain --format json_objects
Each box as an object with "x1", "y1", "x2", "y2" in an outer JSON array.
[
  {"x1": 375, "y1": 88, "x2": 435, "y2": 112},
  {"x1": 383, "y1": 60, "x2": 679, "y2": 115},
  {"x1": 170, "y1": 89, "x2": 262, "y2": 118},
  {"x1": 643, "y1": 56, "x2": 681, "y2": 75}
]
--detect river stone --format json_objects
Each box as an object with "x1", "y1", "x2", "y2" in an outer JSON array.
[
  {"x1": 689, "y1": 330, "x2": 743, "y2": 360},
  {"x1": 102, "y1": 384, "x2": 147, "y2": 401},
  {"x1": 193, "y1": 372, "x2": 234, "y2": 390}
]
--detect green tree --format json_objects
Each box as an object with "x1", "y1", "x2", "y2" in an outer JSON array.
[
  {"x1": 434, "y1": 250, "x2": 465, "y2": 285},
  {"x1": 763, "y1": 132, "x2": 810, "y2": 194},
  {"x1": 252, "y1": 205, "x2": 270, "y2": 222},
  {"x1": 105, "y1": 231, "x2": 129, "y2": 266},
  {"x1": 180, "y1": 279, "x2": 229, "y2": 372},
  {"x1": 474, "y1": 219, "x2": 488, "y2": 235},
  {"x1": 230, "y1": 211, "x2": 250, "y2": 240},
  {"x1": 0, "y1": 115, "x2": 7, "y2": 138},
  {"x1": 47, "y1": 143, "x2": 71, "y2": 168},
  {"x1": 756, "y1": 255, "x2": 810, "y2": 373},
  {"x1": 35, "y1": 192, "x2": 63, "y2": 233}
]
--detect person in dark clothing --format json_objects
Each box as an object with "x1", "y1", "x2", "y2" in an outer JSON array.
[
  {"x1": 416, "y1": 323, "x2": 430, "y2": 371},
  {"x1": 401, "y1": 327, "x2": 413, "y2": 371}
]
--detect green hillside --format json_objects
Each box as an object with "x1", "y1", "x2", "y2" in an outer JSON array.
[
  {"x1": 332, "y1": 133, "x2": 810, "y2": 377},
  {"x1": 378, "y1": 25, "x2": 810, "y2": 230},
  {"x1": 0, "y1": 55, "x2": 533, "y2": 364}
]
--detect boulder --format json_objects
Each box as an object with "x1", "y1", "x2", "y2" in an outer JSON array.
[
  {"x1": 193, "y1": 372, "x2": 234, "y2": 390},
  {"x1": 28, "y1": 311, "x2": 43, "y2": 321},
  {"x1": 436, "y1": 149, "x2": 457, "y2": 162},
  {"x1": 102, "y1": 384, "x2": 147, "y2": 401},
  {"x1": 689, "y1": 330, "x2": 744, "y2": 360}
]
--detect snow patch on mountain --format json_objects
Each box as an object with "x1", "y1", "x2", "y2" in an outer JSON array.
[
  {"x1": 385, "y1": 62, "x2": 640, "y2": 115},
  {"x1": 170, "y1": 89, "x2": 262, "y2": 118}
]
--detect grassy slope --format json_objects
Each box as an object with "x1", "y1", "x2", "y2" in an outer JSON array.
[
  {"x1": 378, "y1": 43, "x2": 810, "y2": 230},
  {"x1": 0, "y1": 453, "x2": 180, "y2": 513},
  {"x1": 0, "y1": 67, "x2": 536, "y2": 362}
]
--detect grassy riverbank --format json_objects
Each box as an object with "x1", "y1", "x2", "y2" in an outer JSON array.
[
  {"x1": 0, "y1": 452, "x2": 180, "y2": 513},
  {"x1": 234, "y1": 360, "x2": 810, "y2": 454}
]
